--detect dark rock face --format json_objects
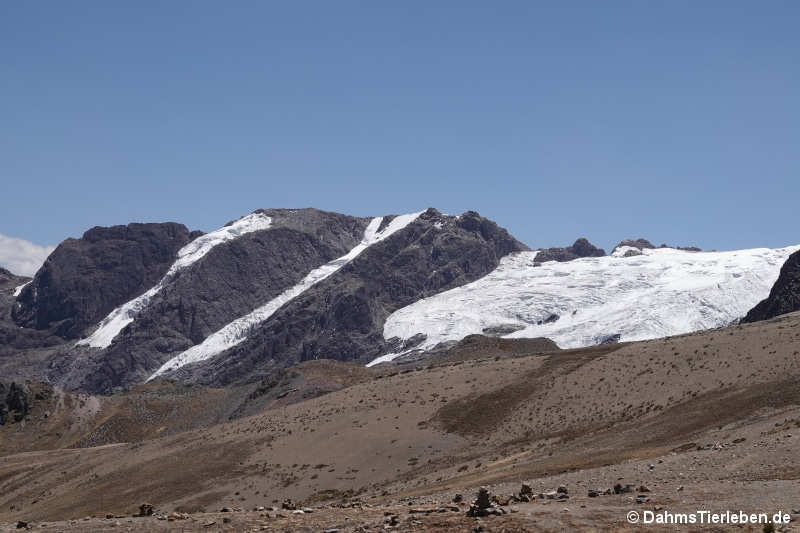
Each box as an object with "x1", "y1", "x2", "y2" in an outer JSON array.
[
  {"x1": 536, "y1": 238, "x2": 605, "y2": 263},
  {"x1": 63, "y1": 209, "x2": 371, "y2": 392},
  {"x1": 178, "y1": 209, "x2": 528, "y2": 386},
  {"x1": 12, "y1": 223, "x2": 194, "y2": 339},
  {"x1": 742, "y1": 250, "x2": 800, "y2": 323},
  {"x1": 0, "y1": 269, "x2": 65, "y2": 360}
]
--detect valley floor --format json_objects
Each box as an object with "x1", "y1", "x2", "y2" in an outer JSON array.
[{"x1": 2, "y1": 313, "x2": 800, "y2": 532}]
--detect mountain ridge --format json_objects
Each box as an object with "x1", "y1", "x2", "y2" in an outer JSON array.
[{"x1": 2, "y1": 207, "x2": 796, "y2": 395}]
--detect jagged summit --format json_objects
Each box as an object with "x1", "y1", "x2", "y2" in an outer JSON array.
[{"x1": 535, "y1": 238, "x2": 605, "y2": 262}]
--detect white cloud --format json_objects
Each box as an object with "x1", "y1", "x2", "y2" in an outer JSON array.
[{"x1": 0, "y1": 233, "x2": 56, "y2": 277}]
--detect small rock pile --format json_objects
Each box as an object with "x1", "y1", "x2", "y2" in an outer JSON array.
[
  {"x1": 518, "y1": 483, "x2": 533, "y2": 502},
  {"x1": 281, "y1": 499, "x2": 297, "y2": 510},
  {"x1": 466, "y1": 487, "x2": 505, "y2": 517},
  {"x1": 137, "y1": 503, "x2": 154, "y2": 517}
]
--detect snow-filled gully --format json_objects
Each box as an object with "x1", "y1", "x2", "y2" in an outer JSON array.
[
  {"x1": 77, "y1": 213, "x2": 273, "y2": 349},
  {"x1": 147, "y1": 211, "x2": 423, "y2": 380}
]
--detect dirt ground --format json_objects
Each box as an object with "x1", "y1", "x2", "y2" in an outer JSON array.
[{"x1": 2, "y1": 313, "x2": 800, "y2": 531}]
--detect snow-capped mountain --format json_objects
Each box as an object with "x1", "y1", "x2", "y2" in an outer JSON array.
[
  {"x1": 3, "y1": 208, "x2": 525, "y2": 392},
  {"x1": 2, "y1": 206, "x2": 797, "y2": 394},
  {"x1": 374, "y1": 244, "x2": 799, "y2": 365},
  {"x1": 78, "y1": 212, "x2": 273, "y2": 349},
  {"x1": 147, "y1": 212, "x2": 425, "y2": 380}
]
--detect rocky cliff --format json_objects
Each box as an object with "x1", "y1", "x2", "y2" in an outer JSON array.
[
  {"x1": 742, "y1": 249, "x2": 800, "y2": 323},
  {"x1": 12, "y1": 223, "x2": 196, "y2": 338}
]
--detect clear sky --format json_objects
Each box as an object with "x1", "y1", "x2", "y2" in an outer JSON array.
[{"x1": 2, "y1": 1, "x2": 799, "y2": 258}]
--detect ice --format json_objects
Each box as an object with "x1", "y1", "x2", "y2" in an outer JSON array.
[
  {"x1": 610, "y1": 245, "x2": 640, "y2": 257},
  {"x1": 13, "y1": 281, "x2": 31, "y2": 297},
  {"x1": 77, "y1": 212, "x2": 273, "y2": 348},
  {"x1": 148, "y1": 211, "x2": 424, "y2": 379},
  {"x1": 370, "y1": 245, "x2": 800, "y2": 365}
]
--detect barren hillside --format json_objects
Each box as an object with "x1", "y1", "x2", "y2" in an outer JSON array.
[{"x1": 2, "y1": 313, "x2": 799, "y2": 531}]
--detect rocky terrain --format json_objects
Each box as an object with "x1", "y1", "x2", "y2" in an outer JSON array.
[{"x1": 2, "y1": 311, "x2": 800, "y2": 531}]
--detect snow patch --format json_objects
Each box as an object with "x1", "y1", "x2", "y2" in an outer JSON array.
[
  {"x1": 77, "y1": 213, "x2": 273, "y2": 348},
  {"x1": 611, "y1": 245, "x2": 641, "y2": 257},
  {"x1": 13, "y1": 281, "x2": 31, "y2": 297},
  {"x1": 371, "y1": 245, "x2": 800, "y2": 365},
  {"x1": 148, "y1": 211, "x2": 424, "y2": 380}
]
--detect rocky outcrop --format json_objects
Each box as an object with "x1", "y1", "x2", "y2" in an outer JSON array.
[
  {"x1": 172, "y1": 209, "x2": 528, "y2": 387},
  {"x1": 742, "y1": 250, "x2": 800, "y2": 323},
  {"x1": 12, "y1": 222, "x2": 196, "y2": 339},
  {"x1": 536, "y1": 238, "x2": 605, "y2": 262},
  {"x1": 613, "y1": 238, "x2": 701, "y2": 255},
  {"x1": 0, "y1": 382, "x2": 32, "y2": 425}
]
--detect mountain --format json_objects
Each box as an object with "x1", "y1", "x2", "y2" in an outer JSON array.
[
  {"x1": 3, "y1": 208, "x2": 800, "y2": 531},
  {"x1": 3, "y1": 208, "x2": 526, "y2": 393},
  {"x1": 376, "y1": 244, "x2": 798, "y2": 363},
  {"x1": 742, "y1": 249, "x2": 800, "y2": 323},
  {"x1": 2, "y1": 208, "x2": 796, "y2": 395}
]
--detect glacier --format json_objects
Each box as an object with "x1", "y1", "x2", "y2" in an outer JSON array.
[
  {"x1": 77, "y1": 212, "x2": 273, "y2": 348},
  {"x1": 148, "y1": 211, "x2": 424, "y2": 380},
  {"x1": 370, "y1": 244, "x2": 800, "y2": 366}
]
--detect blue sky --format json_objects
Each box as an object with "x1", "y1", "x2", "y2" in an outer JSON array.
[{"x1": 1, "y1": 1, "x2": 798, "y2": 258}]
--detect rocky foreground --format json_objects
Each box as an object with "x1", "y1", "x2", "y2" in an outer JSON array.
[{"x1": 4, "y1": 472, "x2": 799, "y2": 532}]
